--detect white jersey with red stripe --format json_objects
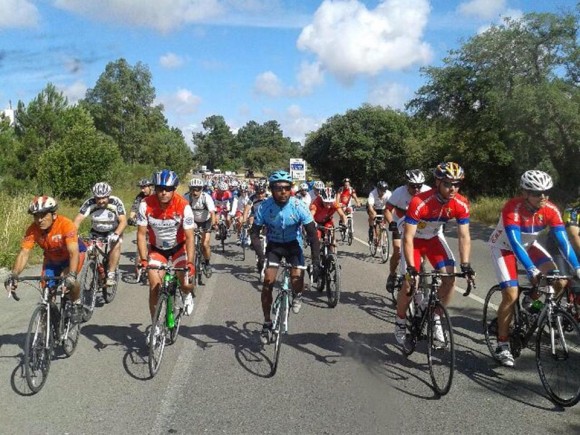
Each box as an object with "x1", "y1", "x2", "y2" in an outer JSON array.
[{"x1": 387, "y1": 184, "x2": 431, "y2": 227}]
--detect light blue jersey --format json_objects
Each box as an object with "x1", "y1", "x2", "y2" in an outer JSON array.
[{"x1": 254, "y1": 197, "x2": 313, "y2": 243}]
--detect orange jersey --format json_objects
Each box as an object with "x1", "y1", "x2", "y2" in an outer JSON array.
[
  {"x1": 337, "y1": 186, "x2": 356, "y2": 206},
  {"x1": 310, "y1": 196, "x2": 340, "y2": 224},
  {"x1": 21, "y1": 215, "x2": 79, "y2": 263}
]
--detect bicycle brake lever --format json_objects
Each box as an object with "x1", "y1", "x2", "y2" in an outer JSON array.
[
  {"x1": 9, "y1": 290, "x2": 20, "y2": 301},
  {"x1": 462, "y1": 278, "x2": 475, "y2": 297}
]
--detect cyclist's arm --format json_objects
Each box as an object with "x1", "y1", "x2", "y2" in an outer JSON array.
[
  {"x1": 10, "y1": 247, "x2": 32, "y2": 276},
  {"x1": 457, "y1": 223, "x2": 471, "y2": 265},
  {"x1": 402, "y1": 222, "x2": 417, "y2": 269},
  {"x1": 505, "y1": 225, "x2": 537, "y2": 276},
  {"x1": 384, "y1": 206, "x2": 394, "y2": 225},
  {"x1": 115, "y1": 214, "x2": 128, "y2": 237},
  {"x1": 352, "y1": 192, "x2": 361, "y2": 207},
  {"x1": 185, "y1": 227, "x2": 195, "y2": 265},
  {"x1": 249, "y1": 223, "x2": 264, "y2": 256},
  {"x1": 242, "y1": 203, "x2": 251, "y2": 223},
  {"x1": 73, "y1": 213, "x2": 85, "y2": 230},
  {"x1": 553, "y1": 225, "x2": 580, "y2": 270},
  {"x1": 336, "y1": 206, "x2": 347, "y2": 225},
  {"x1": 136, "y1": 224, "x2": 149, "y2": 262},
  {"x1": 304, "y1": 221, "x2": 321, "y2": 263},
  {"x1": 66, "y1": 240, "x2": 80, "y2": 275},
  {"x1": 566, "y1": 223, "x2": 580, "y2": 253}
]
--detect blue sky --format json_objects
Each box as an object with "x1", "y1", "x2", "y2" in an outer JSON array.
[{"x1": 0, "y1": 0, "x2": 577, "y2": 145}]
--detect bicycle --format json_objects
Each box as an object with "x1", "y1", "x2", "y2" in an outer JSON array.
[
  {"x1": 11, "y1": 276, "x2": 81, "y2": 393},
  {"x1": 193, "y1": 229, "x2": 212, "y2": 285},
  {"x1": 262, "y1": 259, "x2": 294, "y2": 377},
  {"x1": 402, "y1": 270, "x2": 474, "y2": 395},
  {"x1": 369, "y1": 215, "x2": 390, "y2": 263},
  {"x1": 389, "y1": 260, "x2": 429, "y2": 307},
  {"x1": 256, "y1": 232, "x2": 267, "y2": 282},
  {"x1": 216, "y1": 213, "x2": 228, "y2": 253},
  {"x1": 144, "y1": 264, "x2": 189, "y2": 378},
  {"x1": 239, "y1": 223, "x2": 250, "y2": 261},
  {"x1": 339, "y1": 207, "x2": 355, "y2": 246},
  {"x1": 313, "y1": 225, "x2": 341, "y2": 308},
  {"x1": 482, "y1": 273, "x2": 580, "y2": 406},
  {"x1": 80, "y1": 236, "x2": 119, "y2": 322}
]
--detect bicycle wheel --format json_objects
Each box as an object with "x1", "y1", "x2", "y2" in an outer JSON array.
[
  {"x1": 269, "y1": 293, "x2": 286, "y2": 377},
  {"x1": 427, "y1": 302, "x2": 455, "y2": 395},
  {"x1": 369, "y1": 232, "x2": 378, "y2": 257},
  {"x1": 326, "y1": 254, "x2": 341, "y2": 308},
  {"x1": 195, "y1": 248, "x2": 204, "y2": 286},
  {"x1": 24, "y1": 305, "x2": 52, "y2": 393},
  {"x1": 390, "y1": 276, "x2": 402, "y2": 308},
  {"x1": 380, "y1": 229, "x2": 389, "y2": 263},
  {"x1": 347, "y1": 219, "x2": 353, "y2": 246},
  {"x1": 103, "y1": 268, "x2": 119, "y2": 304},
  {"x1": 402, "y1": 301, "x2": 417, "y2": 356},
  {"x1": 482, "y1": 285, "x2": 503, "y2": 360},
  {"x1": 148, "y1": 293, "x2": 168, "y2": 377},
  {"x1": 536, "y1": 309, "x2": 580, "y2": 407},
  {"x1": 80, "y1": 259, "x2": 98, "y2": 322},
  {"x1": 241, "y1": 228, "x2": 247, "y2": 261},
  {"x1": 168, "y1": 289, "x2": 183, "y2": 345},
  {"x1": 62, "y1": 313, "x2": 80, "y2": 357},
  {"x1": 220, "y1": 224, "x2": 227, "y2": 252}
]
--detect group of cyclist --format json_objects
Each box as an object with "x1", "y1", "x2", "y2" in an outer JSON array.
[{"x1": 4, "y1": 163, "x2": 580, "y2": 372}]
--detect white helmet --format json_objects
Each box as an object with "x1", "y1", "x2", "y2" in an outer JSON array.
[
  {"x1": 229, "y1": 179, "x2": 239, "y2": 188},
  {"x1": 217, "y1": 181, "x2": 228, "y2": 191},
  {"x1": 240, "y1": 182, "x2": 248, "y2": 191},
  {"x1": 520, "y1": 170, "x2": 553, "y2": 191},
  {"x1": 405, "y1": 169, "x2": 425, "y2": 184},
  {"x1": 313, "y1": 180, "x2": 325, "y2": 190},
  {"x1": 299, "y1": 182, "x2": 308, "y2": 190},
  {"x1": 28, "y1": 195, "x2": 58, "y2": 215},
  {"x1": 189, "y1": 178, "x2": 204, "y2": 188},
  {"x1": 92, "y1": 182, "x2": 112, "y2": 197}
]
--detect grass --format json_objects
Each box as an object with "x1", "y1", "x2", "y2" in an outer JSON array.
[{"x1": 470, "y1": 196, "x2": 505, "y2": 226}]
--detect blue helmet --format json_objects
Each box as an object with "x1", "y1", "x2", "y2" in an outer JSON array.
[
  {"x1": 152, "y1": 169, "x2": 179, "y2": 187},
  {"x1": 268, "y1": 170, "x2": 292, "y2": 186}
]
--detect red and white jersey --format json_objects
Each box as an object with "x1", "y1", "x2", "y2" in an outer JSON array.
[
  {"x1": 405, "y1": 189, "x2": 470, "y2": 239},
  {"x1": 337, "y1": 186, "x2": 356, "y2": 207},
  {"x1": 137, "y1": 194, "x2": 194, "y2": 250},
  {"x1": 212, "y1": 190, "x2": 232, "y2": 213},
  {"x1": 387, "y1": 184, "x2": 431, "y2": 226},
  {"x1": 488, "y1": 197, "x2": 564, "y2": 251}
]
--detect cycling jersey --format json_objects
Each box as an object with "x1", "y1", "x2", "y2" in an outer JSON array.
[
  {"x1": 22, "y1": 215, "x2": 85, "y2": 263},
  {"x1": 295, "y1": 191, "x2": 311, "y2": 207},
  {"x1": 564, "y1": 205, "x2": 580, "y2": 228},
  {"x1": 367, "y1": 188, "x2": 392, "y2": 210},
  {"x1": 488, "y1": 197, "x2": 579, "y2": 275},
  {"x1": 184, "y1": 191, "x2": 216, "y2": 223},
  {"x1": 78, "y1": 196, "x2": 126, "y2": 233},
  {"x1": 337, "y1": 186, "x2": 356, "y2": 207},
  {"x1": 310, "y1": 196, "x2": 339, "y2": 225},
  {"x1": 137, "y1": 194, "x2": 195, "y2": 250},
  {"x1": 232, "y1": 193, "x2": 251, "y2": 216},
  {"x1": 254, "y1": 197, "x2": 313, "y2": 243},
  {"x1": 212, "y1": 190, "x2": 232, "y2": 214},
  {"x1": 405, "y1": 189, "x2": 470, "y2": 239},
  {"x1": 130, "y1": 192, "x2": 148, "y2": 215},
  {"x1": 248, "y1": 193, "x2": 267, "y2": 217},
  {"x1": 387, "y1": 184, "x2": 431, "y2": 227}
]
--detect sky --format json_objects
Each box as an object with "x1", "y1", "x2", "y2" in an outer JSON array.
[{"x1": 0, "y1": 0, "x2": 577, "y2": 146}]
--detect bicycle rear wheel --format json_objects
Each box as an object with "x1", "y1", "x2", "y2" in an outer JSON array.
[
  {"x1": 427, "y1": 302, "x2": 455, "y2": 396},
  {"x1": 326, "y1": 254, "x2": 341, "y2": 308},
  {"x1": 195, "y1": 249, "x2": 204, "y2": 286},
  {"x1": 62, "y1": 312, "x2": 80, "y2": 357},
  {"x1": 482, "y1": 285, "x2": 503, "y2": 360},
  {"x1": 103, "y1": 268, "x2": 119, "y2": 303},
  {"x1": 536, "y1": 308, "x2": 580, "y2": 407},
  {"x1": 80, "y1": 259, "x2": 98, "y2": 322},
  {"x1": 347, "y1": 219, "x2": 353, "y2": 246},
  {"x1": 149, "y1": 293, "x2": 168, "y2": 377},
  {"x1": 24, "y1": 305, "x2": 52, "y2": 393},
  {"x1": 380, "y1": 229, "x2": 389, "y2": 263},
  {"x1": 269, "y1": 293, "x2": 286, "y2": 377}
]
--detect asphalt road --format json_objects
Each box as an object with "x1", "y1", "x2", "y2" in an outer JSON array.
[{"x1": 0, "y1": 211, "x2": 579, "y2": 434}]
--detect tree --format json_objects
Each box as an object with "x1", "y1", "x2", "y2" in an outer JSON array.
[{"x1": 192, "y1": 115, "x2": 236, "y2": 170}]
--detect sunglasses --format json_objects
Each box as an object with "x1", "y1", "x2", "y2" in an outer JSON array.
[
  {"x1": 156, "y1": 186, "x2": 176, "y2": 192},
  {"x1": 527, "y1": 190, "x2": 549, "y2": 197},
  {"x1": 190, "y1": 187, "x2": 202, "y2": 192},
  {"x1": 408, "y1": 183, "x2": 423, "y2": 189},
  {"x1": 272, "y1": 185, "x2": 292, "y2": 192},
  {"x1": 442, "y1": 181, "x2": 461, "y2": 189}
]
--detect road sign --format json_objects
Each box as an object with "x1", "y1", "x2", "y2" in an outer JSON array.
[{"x1": 290, "y1": 158, "x2": 306, "y2": 180}]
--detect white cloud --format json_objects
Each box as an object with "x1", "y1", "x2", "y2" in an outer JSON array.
[
  {"x1": 476, "y1": 8, "x2": 524, "y2": 34},
  {"x1": 293, "y1": 61, "x2": 324, "y2": 95},
  {"x1": 282, "y1": 104, "x2": 323, "y2": 144},
  {"x1": 458, "y1": 0, "x2": 506, "y2": 20},
  {"x1": 253, "y1": 71, "x2": 284, "y2": 97},
  {"x1": 157, "y1": 88, "x2": 202, "y2": 116},
  {"x1": 160, "y1": 52, "x2": 185, "y2": 69},
  {"x1": 367, "y1": 82, "x2": 409, "y2": 110},
  {"x1": 0, "y1": 0, "x2": 40, "y2": 28},
  {"x1": 58, "y1": 80, "x2": 88, "y2": 104},
  {"x1": 297, "y1": 0, "x2": 432, "y2": 83}
]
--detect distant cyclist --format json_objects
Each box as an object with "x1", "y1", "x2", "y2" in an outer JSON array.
[
  {"x1": 367, "y1": 180, "x2": 391, "y2": 244},
  {"x1": 295, "y1": 182, "x2": 312, "y2": 207},
  {"x1": 128, "y1": 178, "x2": 154, "y2": 225},
  {"x1": 310, "y1": 187, "x2": 348, "y2": 253},
  {"x1": 336, "y1": 178, "x2": 361, "y2": 213}
]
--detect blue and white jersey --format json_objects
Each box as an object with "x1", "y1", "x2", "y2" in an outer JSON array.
[{"x1": 254, "y1": 197, "x2": 313, "y2": 244}]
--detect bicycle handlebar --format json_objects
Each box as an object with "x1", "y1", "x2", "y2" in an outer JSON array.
[
  {"x1": 7, "y1": 275, "x2": 67, "y2": 302},
  {"x1": 405, "y1": 271, "x2": 476, "y2": 297},
  {"x1": 139, "y1": 265, "x2": 189, "y2": 272}
]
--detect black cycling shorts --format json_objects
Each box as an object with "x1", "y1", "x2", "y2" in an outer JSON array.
[
  {"x1": 266, "y1": 240, "x2": 306, "y2": 270},
  {"x1": 195, "y1": 218, "x2": 212, "y2": 231}
]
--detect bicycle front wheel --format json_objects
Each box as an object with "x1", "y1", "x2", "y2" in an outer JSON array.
[
  {"x1": 269, "y1": 293, "x2": 287, "y2": 377},
  {"x1": 24, "y1": 305, "x2": 52, "y2": 393},
  {"x1": 326, "y1": 254, "x2": 341, "y2": 308},
  {"x1": 347, "y1": 219, "x2": 353, "y2": 246},
  {"x1": 380, "y1": 229, "x2": 389, "y2": 263},
  {"x1": 103, "y1": 268, "x2": 119, "y2": 304},
  {"x1": 195, "y1": 249, "x2": 204, "y2": 286},
  {"x1": 427, "y1": 302, "x2": 455, "y2": 396},
  {"x1": 80, "y1": 258, "x2": 98, "y2": 322},
  {"x1": 536, "y1": 308, "x2": 580, "y2": 407},
  {"x1": 62, "y1": 313, "x2": 80, "y2": 357},
  {"x1": 149, "y1": 293, "x2": 168, "y2": 377},
  {"x1": 482, "y1": 285, "x2": 503, "y2": 360}
]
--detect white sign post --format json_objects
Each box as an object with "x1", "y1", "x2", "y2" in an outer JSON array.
[{"x1": 289, "y1": 158, "x2": 306, "y2": 181}]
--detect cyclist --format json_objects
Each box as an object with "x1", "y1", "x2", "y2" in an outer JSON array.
[
  {"x1": 309, "y1": 180, "x2": 325, "y2": 202},
  {"x1": 385, "y1": 170, "x2": 430, "y2": 293},
  {"x1": 336, "y1": 178, "x2": 361, "y2": 213},
  {"x1": 4, "y1": 196, "x2": 85, "y2": 323},
  {"x1": 185, "y1": 177, "x2": 217, "y2": 274},
  {"x1": 394, "y1": 162, "x2": 475, "y2": 346},
  {"x1": 310, "y1": 187, "x2": 348, "y2": 254},
  {"x1": 295, "y1": 182, "x2": 312, "y2": 207},
  {"x1": 251, "y1": 170, "x2": 320, "y2": 344},
  {"x1": 74, "y1": 182, "x2": 127, "y2": 287},
  {"x1": 232, "y1": 182, "x2": 251, "y2": 246},
  {"x1": 488, "y1": 170, "x2": 580, "y2": 367},
  {"x1": 137, "y1": 170, "x2": 196, "y2": 336},
  {"x1": 128, "y1": 178, "x2": 154, "y2": 225},
  {"x1": 212, "y1": 181, "x2": 233, "y2": 239},
  {"x1": 367, "y1": 180, "x2": 391, "y2": 245}
]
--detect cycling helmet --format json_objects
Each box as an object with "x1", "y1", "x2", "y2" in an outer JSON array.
[
  {"x1": 405, "y1": 169, "x2": 426, "y2": 184},
  {"x1": 313, "y1": 180, "x2": 325, "y2": 190},
  {"x1": 342, "y1": 178, "x2": 351, "y2": 183},
  {"x1": 152, "y1": 169, "x2": 179, "y2": 187},
  {"x1": 28, "y1": 195, "x2": 58, "y2": 215},
  {"x1": 268, "y1": 170, "x2": 292, "y2": 186},
  {"x1": 138, "y1": 178, "x2": 153, "y2": 187},
  {"x1": 92, "y1": 182, "x2": 112, "y2": 197},
  {"x1": 320, "y1": 187, "x2": 336, "y2": 203},
  {"x1": 520, "y1": 170, "x2": 553, "y2": 191},
  {"x1": 433, "y1": 162, "x2": 464, "y2": 181},
  {"x1": 217, "y1": 181, "x2": 228, "y2": 191},
  {"x1": 377, "y1": 180, "x2": 389, "y2": 190},
  {"x1": 189, "y1": 178, "x2": 204, "y2": 188},
  {"x1": 239, "y1": 182, "x2": 248, "y2": 191},
  {"x1": 299, "y1": 182, "x2": 309, "y2": 191},
  {"x1": 229, "y1": 179, "x2": 239, "y2": 189}
]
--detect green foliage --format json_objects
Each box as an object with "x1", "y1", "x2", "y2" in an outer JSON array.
[{"x1": 470, "y1": 196, "x2": 507, "y2": 226}]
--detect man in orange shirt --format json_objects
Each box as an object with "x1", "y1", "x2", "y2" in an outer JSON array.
[
  {"x1": 310, "y1": 187, "x2": 348, "y2": 253},
  {"x1": 4, "y1": 196, "x2": 86, "y2": 323}
]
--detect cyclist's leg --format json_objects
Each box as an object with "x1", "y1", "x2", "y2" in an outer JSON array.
[
  {"x1": 262, "y1": 245, "x2": 281, "y2": 322},
  {"x1": 148, "y1": 251, "x2": 167, "y2": 320},
  {"x1": 424, "y1": 235, "x2": 456, "y2": 307},
  {"x1": 200, "y1": 219, "x2": 213, "y2": 263},
  {"x1": 395, "y1": 246, "x2": 423, "y2": 320},
  {"x1": 173, "y1": 245, "x2": 194, "y2": 293},
  {"x1": 366, "y1": 207, "x2": 375, "y2": 240},
  {"x1": 288, "y1": 241, "x2": 307, "y2": 295},
  {"x1": 388, "y1": 229, "x2": 401, "y2": 285},
  {"x1": 106, "y1": 236, "x2": 122, "y2": 283}
]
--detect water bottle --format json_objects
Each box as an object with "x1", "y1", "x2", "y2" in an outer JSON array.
[
  {"x1": 531, "y1": 299, "x2": 544, "y2": 313},
  {"x1": 166, "y1": 296, "x2": 175, "y2": 329}
]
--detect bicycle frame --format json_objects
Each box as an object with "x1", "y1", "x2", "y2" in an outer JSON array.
[{"x1": 272, "y1": 264, "x2": 292, "y2": 335}]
